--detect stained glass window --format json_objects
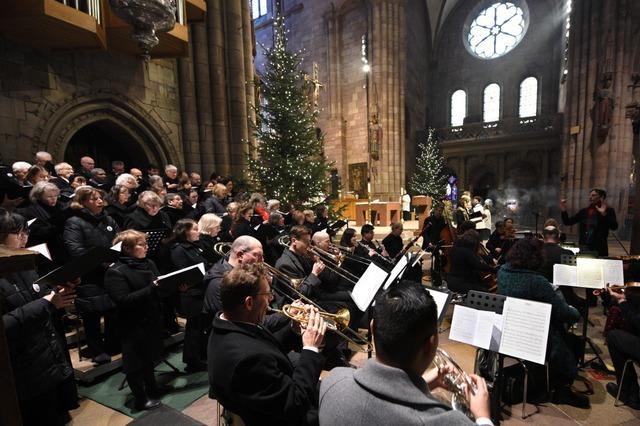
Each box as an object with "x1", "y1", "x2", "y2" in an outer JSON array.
[{"x1": 467, "y1": 2, "x2": 527, "y2": 59}]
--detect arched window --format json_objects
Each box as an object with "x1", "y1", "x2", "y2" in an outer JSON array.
[
  {"x1": 252, "y1": 0, "x2": 268, "y2": 19},
  {"x1": 519, "y1": 76, "x2": 538, "y2": 118},
  {"x1": 483, "y1": 83, "x2": 501, "y2": 122},
  {"x1": 450, "y1": 90, "x2": 467, "y2": 126}
]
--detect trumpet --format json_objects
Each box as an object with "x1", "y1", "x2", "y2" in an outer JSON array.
[
  {"x1": 432, "y1": 348, "x2": 477, "y2": 418},
  {"x1": 269, "y1": 304, "x2": 372, "y2": 352}
]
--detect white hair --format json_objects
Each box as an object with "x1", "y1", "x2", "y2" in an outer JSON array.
[
  {"x1": 12, "y1": 161, "x2": 31, "y2": 172},
  {"x1": 115, "y1": 173, "x2": 137, "y2": 187}
]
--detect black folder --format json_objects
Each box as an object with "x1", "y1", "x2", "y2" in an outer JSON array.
[
  {"x1": 35, "y1": 246, "x2": 119, "y2": 286},
  {"x1": 156, "y1": 263, "x2": 205, "y2": 293}
]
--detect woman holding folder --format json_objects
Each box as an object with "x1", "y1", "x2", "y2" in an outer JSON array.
[
  {"x1": 105, "y1": 230, "x2": 166, "y2": 411},
  {"x1": 168, "y1": 218, "x2": 208, "y2": 372},
  {"x1": 0, "y1": 208, "x2": 79, "y2": 425}
]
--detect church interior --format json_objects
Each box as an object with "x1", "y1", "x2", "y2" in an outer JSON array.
[{"x1": 1, "y1": 0, "x2": 640, "y2": 425}]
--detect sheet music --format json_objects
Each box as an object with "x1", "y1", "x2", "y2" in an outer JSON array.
[
  {"x1": 576, "y1": 258, "x2": 605, "y2": 289},
  {"x1": 600, "y1": 259, "x2": 624, "y2": 285},
  {"x1": 553, "y1": 264, "x2": 577, "y2": 286},
  {"x1": 424, "y1": 287, "x2": 451, "y2": 323},
  {"x1": 382, "y1": 255, "x2": 408, "y2": 290},
  {"x1": 449, "y1": 306, "x2": 502, "y2": 350},
  {"x1": 26, "y1": 243, "x2": 51, "y2": 261},
  {"x1": 350, "y1": 263, "x2": 389, "y2": 312},
  {"x1": 156, "y1": 262, "x2": 205, "y2": 280},
  {"x1": 111, "y1": 242, "x2": 123, "y2": 252},
  {"x1": 499, "y1": 297, "x2": 551, "y2": 364},
  {"x1": 27, "y1": 218, "x2": 37, "y2": 227}
]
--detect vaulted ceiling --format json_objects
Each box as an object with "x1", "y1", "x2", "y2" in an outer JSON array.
[{"x1": 426, "y1": 0, "x2": 463, "y2": 44}]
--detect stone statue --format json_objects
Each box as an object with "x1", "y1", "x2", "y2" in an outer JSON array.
[
  {"x1": 592, "y1": 73, "x2": 614, "y2": 144},
  {"x1": 368, "y1": 113, "x2": 381, "y2": 161}
]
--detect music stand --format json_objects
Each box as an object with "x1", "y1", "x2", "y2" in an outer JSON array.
[
  {"x1": 560, "y1": 253, "x2": 605, "y2": 369},
  {"x1": 464, "y1": 291, "x2": 541, "y2": 422},
  {"x1": 146, "y1": 229, "x2": 169, "y2": 256}
]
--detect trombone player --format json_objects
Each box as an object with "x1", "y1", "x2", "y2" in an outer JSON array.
[
  {"x1": 275, "y1": 225, "x2": 325, "y2": 299},
  {"x1": 208, "y1": 263, "x2": 326, "y2": 425}
]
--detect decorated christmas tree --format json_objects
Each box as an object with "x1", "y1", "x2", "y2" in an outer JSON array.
[
  {"x1": 409, "y1": 128, "x2": 447, "y2": 198},
  {"x1": 248, "y1": 14, "x2": 331, "y2": 207}
]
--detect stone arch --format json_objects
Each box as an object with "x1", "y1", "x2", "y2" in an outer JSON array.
[{"x1": 32, "y1": 89, "x2": 179, "y2": 168}]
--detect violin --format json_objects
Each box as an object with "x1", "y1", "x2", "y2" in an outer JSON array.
[{"x1": 593, "y1": 282, "x2": 640, "y2": 296}]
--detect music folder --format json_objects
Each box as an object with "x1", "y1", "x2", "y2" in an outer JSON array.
[
  {"x1": 424, "y1": 287, "x2": 452, "y2": 325},
  {"x1": 156, "y1": 263, "x2": 205, "y2": 293},
  {"x1": 35, "y1": 247, "x2": 119, "y2": 286}
]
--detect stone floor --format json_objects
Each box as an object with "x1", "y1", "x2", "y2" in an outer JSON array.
[{"x1": 67, "y1": 221, "x2": 640, "y2": 425}]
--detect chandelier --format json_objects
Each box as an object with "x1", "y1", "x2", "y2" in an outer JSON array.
[{"x1": 109, "y1": 0, "x2": 177, "y2": 60}]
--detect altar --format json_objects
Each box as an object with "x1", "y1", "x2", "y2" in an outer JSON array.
[{"x1": 355, "y1": 202, "x2": 402, "y2": 226}]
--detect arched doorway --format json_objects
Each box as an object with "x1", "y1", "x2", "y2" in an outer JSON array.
[
  {"x1": 65, "y1": 120, "x2": 150, "y2": 171},
  {"x1": 472, "y1": 171, "x2": 496, "y2": 200}
]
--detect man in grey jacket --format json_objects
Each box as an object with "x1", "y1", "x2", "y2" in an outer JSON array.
[{"x1": 319, "y1": 280, "x2": 493, "y2": 425}]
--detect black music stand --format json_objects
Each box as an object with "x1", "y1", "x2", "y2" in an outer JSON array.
[
  {"x1": 559, "y1": 253, "x2": 606, "y2": 369},
  {"x1": 146, "y1": 229, "x2": 169, "y2": 256}
]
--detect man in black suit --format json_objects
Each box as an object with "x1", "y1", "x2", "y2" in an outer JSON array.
[
  {"x1": 208, "y1": 263, "x2": 326, "y2": 425},
  {"x1": 275, "y1": 225, "x2": 325, "y2": 301},
  {"x1": 50, "y1": 162, "x2": 75, "y2": 197}
]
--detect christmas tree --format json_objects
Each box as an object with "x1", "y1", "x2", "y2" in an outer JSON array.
[
  {"x1": 248, "y1": 14, "x2": 332, "y2": 207},
  {"x1": 409, "y1": 128, "x2": 447, "y2": 198}
]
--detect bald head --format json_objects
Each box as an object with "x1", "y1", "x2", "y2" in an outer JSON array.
[
  {"x1": 80, "y1": 156, "x2": 95, "y2": 172},
  {"x1": 34, "y1": 151, "x2": 52, "y2": 166},
  {"x1": 229, "y1": 236, "x2": 263, "y2": 266},
  {"x1": 312, "y1": 231, "x2": 330, "y2": 251}
]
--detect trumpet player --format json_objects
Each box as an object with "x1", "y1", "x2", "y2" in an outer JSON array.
[
  {"x1": 320, "y1": 281, "x2": 492, "y2": 425},
  {"x1": 208, "y1": 263, "x2": 326, "y2": 425}
]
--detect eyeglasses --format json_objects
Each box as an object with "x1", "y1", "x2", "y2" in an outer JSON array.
[{"x1": 256, "y1": 290, "x2": 275, "y2": 298}]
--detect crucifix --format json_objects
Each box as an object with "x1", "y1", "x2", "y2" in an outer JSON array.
[{"x1": 305, "y1": 62, "x2": 323, "y2": 107}]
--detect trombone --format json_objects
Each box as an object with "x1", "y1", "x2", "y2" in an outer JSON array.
[
  {"x1": 308, "y1": 245, "x2": 360, "y2": 286},
  {"x1": 329, "y1": 243, "x2": 372, "y2": 266},
  {"x1": 261, "y1": 262, "x2": 370, "y2": 351},
  {"x1": 213, "y1": 242, "x2": 232, "y2": 257},
  {"x1": 269, "y1": 304, "x2": 372, "y2": 353}
]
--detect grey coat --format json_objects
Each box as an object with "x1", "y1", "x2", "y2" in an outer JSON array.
[{"x1": 319, "y1": 358, "x2": 473, "y2": 426}]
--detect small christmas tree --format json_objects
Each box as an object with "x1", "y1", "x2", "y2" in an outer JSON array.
[
  {"x1": 248, "y1": 14, "x2": 332, "y2": 207},
  {"x1": 409, "y1": 128, "x2": 447, "y2": 198}
]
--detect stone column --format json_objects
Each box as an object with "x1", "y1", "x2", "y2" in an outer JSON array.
[
  {"x1": 224, "y1": 0, "x2": 250, "y2": 175},
  {"x1": 191, "y1": 22, "x2": 216, "y2": 175},
  {"x1": 242, "y1": 0, "x2": 256, "y2": 162},
  {"x1": 177, "y1": 33, "x2": 201, "y2": 172},
  {"x1": 369, "y1": 0, "x2": 405, "y2": 200},
  {"x1": 207, "y1": 0, "x2": 231, "y2": 175}
]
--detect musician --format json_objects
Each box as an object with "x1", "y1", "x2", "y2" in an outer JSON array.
[
  {"x1": 168, "y1": 219, "x2": 208, "y2": 372},
  {"x1": 381, "y1": 222, "x2": 404, "y2": 259},
  {"x1": 420, "y1": 204, "x2": 446, "y2": 250},
  {"x1": 485, "y1": 221, "x2": 504, "y2": 259},
  {"x1": 1, "y1": 208, "x2": 79, "y2": 426},
  {"x1": 208, "y1": 264, "x2": 326, "y2": 425},
  {"x1": 455, "y1": 195, "x2": 474, "y2": 227},
  {"x1": 197, "y1": 213, "x2": 223, "y2": 269},
  {"x1": 319, "y1": 280, "x2": 491, "y2": 425},
  {"x1": 605, "y1": 285, "x2": 640, "y2": 409},
  {"x1": 275, "y1": 225, "x2": 325, "y2": 299},
  {"x1": 339, "y1": 227, "x2": 368, "y2": 277},
  {"x1": 313, "y1": 205, "x2": 330, "y2": 234},
  {"x1": 256, "y1": 211, "x2": 286, "y2": 266},
  {"x1": 104, "y1": 230, "x2": 167, "y2": 411},
  {"x1": 495, "y1": 222, "x2": 516, "y2": 265},
  {"x1": 162, "y1": 193, "x2": 186, "y2": 227},
  {"x1": 123, "y1": 191, "x2": 172, "y2": 236},
  {"x1": 538, "y1": 226, "x2": 584, "y2": 309},
  {"x1": 560, "y1": 188, "x2": 617, "y2": 256},
  {"x1": 355, "y1": 224, "x2": 389, "y2": 258},
  {"x1": 446, "y1": 230, "x2": 496, "y2": 294},
  {"x1": 203, "y1": 236, "x2": 264, "y2": 322},
  {"x1": 497, "y1": 238, "x2": 588, "y2": 408},
  {"x1": 230, "y1": 205, "x2": 254, "y2": 239},
  {"x1": 49, "y1": 162, "x2": 74, "y2": 197}
]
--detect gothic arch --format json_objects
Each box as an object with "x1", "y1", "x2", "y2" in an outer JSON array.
[{"x1": 32, "y1": 89, "x2": 179, "y2": 167}]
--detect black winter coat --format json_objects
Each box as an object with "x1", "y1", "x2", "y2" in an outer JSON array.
[
  {"x1": 0, "y1": 270, "x2": 75, "y2": 401},
  {"x1": 63, "y1": 208, "x2": 119, "y2": 311},
  {"x1": 204, "y1": 196, "x2": 227, "y2": 215},
  {"x1": 197, "y1": 233, "x2": 222, "y2": 270},
  {"x1": 162, "y1": 206, "x2": 186, "y2": 227},
  {"x1": 170, "y1": 241, "x2": 207, "y2": 318},
  {"x1": 561, "y1": 206, "x2": 618, "y2": 256},
  {"x1": 104, "y1": 257, "x2": 164, "y2": 373},
  {"x1": 105, "y1": 202, "x2": 136, "y2": 229},
  {"x1": 123, "y1": 207, "x2": 172, "y2": 233},
  {"x1": 231, "y1": 217, "x2": 253, "y2": 239},
  {"x1": 208, "y1": 315, "x2": 324, "y2": 426},
  {"x1": 17, "y1": 201, "x2": 70, "y2": 269},
  {"x1": 275, "y1": 248, "x2": 321, "y2": 301}
]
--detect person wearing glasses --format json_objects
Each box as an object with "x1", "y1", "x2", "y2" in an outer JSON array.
[
  {"x1": 208, "y1": 263, "x2": 326, "y2": 425},
  {"x1": 105, "y1": 230, "x2": 168, "y2": 411},
  {"x1": 0, "y1": 208, "x2": 79, "y2": 426}
]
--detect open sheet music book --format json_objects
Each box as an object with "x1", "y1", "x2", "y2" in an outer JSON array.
[
  {"x1": 449, "y1": 297, "x2": 552, "y2": 364},
  {"x1": 350, "y1": 262, "x2": 389, "y2": 312},
  {"x1": 35, "y1": 247, "x2": 119, "y2": 286},
  {"x1": 553, "y1": 258, "x2": 624, "y2": 288}
]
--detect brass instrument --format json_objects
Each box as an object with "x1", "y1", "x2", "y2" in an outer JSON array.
[
  {"x1": 213, "y1": 242, "x2": 232, "y2": 257},
  {"x1": 277, "y1": 234, "x2": 291, "y2": 247},
  {"x1": 262, "y1": 262, "x2": 305, "y2": 291},
  {"x1": 269, "y1": 305, "x2": 372, "y2": 352},
  {"x1": 432, "y1": 348, "x2": 477, "y2": 418},
  {"x1": 330, "y1": 243, "x2": 372, "y2": 266},
  {"x1": 308, "y1": 245, "x2": 360, "y2": 285}
]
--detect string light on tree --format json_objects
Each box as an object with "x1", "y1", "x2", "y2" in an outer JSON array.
[
  {"x1": 409, "y1": 128, "x2": 447, "y2": 199},
  {"x1": 248, "y1": 13, "x2": 332, "y2": 207}
]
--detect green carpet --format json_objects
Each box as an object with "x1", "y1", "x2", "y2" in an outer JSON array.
[{"x1": 77, "y1": 349, "x2": 209, "y2": 419}]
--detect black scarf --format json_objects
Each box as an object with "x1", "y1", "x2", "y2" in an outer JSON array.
[{"x1": 118, "y1": 256, "x2": 150, "y2": 270}]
